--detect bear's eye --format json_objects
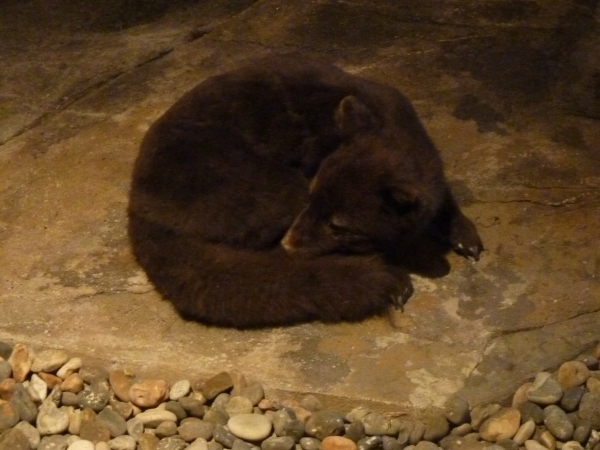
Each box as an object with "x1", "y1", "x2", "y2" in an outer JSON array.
[{"x1": 327, "y1": 216, "x2": 350, "y2": 234}]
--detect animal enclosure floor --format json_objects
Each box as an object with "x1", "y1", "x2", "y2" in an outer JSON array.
[{"x1": 1, "y1": 0, "x2": 599, "y2": 415}]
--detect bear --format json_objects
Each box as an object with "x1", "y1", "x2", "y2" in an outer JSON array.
[{"x1": 127, "y1": 53, "x2": 483, "y2": 328}]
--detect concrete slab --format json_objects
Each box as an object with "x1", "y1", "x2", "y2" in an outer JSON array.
[{"x1": 1, "y1": 0, "x2": 599, "y2": 416}]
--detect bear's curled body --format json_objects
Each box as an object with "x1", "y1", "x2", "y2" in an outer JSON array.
[{"x1": 128, "y1": 54, "x2": 483, "y2": 328}]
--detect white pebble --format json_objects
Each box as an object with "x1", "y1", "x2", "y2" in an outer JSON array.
[
  {"x1": 30, "y1": 373, "x2": 48, "y2": 402},
  {"x1": 188, "y1": 438, "x2": 209, "y2": 450},
  {"x1": 169, "y1": 379, "x2": 191, "y2": 400},
  {"x1": 228, "y1": 413, "x2": 272, "y2": 441},
  {"x1": 135, "y1": 409, "x2": 177, "y2": 427},
  {"x1": 57, "y1": 357, "x2": 83, "y2": 379},
  {"x1": 108, "y1": 435, "x2": 136, "y2": 450},
  {"x1": 68, "y1": 439, "x2": 94, "y2": 450}
]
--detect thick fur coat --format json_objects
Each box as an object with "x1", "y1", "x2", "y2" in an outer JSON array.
[{"x1": 128, "y1": 54, "x2": 483, "y2": 328}]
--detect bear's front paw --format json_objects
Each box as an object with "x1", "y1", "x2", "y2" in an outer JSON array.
[
  {"x1": 390, "y1": 277, "x2": 414, "y2": 312},
  {"x1": 449, "y1": 216, "x2": 484, "y2": 261}
]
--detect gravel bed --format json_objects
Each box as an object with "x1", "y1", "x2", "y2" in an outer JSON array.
[{"x1": 1, "y1": 341, "x2": 600, "y2": 450}]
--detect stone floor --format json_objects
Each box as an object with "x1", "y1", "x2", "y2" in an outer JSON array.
[{"x1": 1, "y1": 0, "x2": 599, "y2": 417}]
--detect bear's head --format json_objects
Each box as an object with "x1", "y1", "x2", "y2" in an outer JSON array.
[{"x1": 281, "y1": 95, "x2": 444, "y2": 257}]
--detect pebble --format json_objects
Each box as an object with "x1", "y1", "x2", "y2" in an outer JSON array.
[
  {"x1": 201, "y1": 372, "x2": 233, "y2": 401},
  {"x1": 301, "y1": 395, "x2": 324, "y2": 412},
  {"x1": 301, "y1": 437, "x2": 322, "y2": 450},
  {"x1": 478, "y1": 408, "x2": 520, "y2": 442},
  {"x1": 67, "y1": 440, "x2": 95, "y2": 450},
  {"x1": 157, "y1": 435, "x2": 187, "y2": 450},
  {"x1": 228, "y1": 413, "x2": 272, "y2": 441},
  {"x1": 0, "y1": 428, "x2": 31, "y2": 450},
  {"x1": 543, "y1": 405, "x2": 573, "y2": 441},
  {"x1": 262, "y1": 436, "x2": 296, "y2": 450},
  {"x1": 0, "y1": 362, "x2": 12, "y2": 382},
  {"x1": 178, "y1": 397, "x2": 207, "y2": 418},
  {"x1": 156, "y1": 420, "x2": 178, "y2": 438},
  {"x1": 560, "y1": 386, "x2": 585, "y2": 412},
  {"x1": 524, "y1": 440, "x2": 548, "y2": 450},
  {"x1": 362, "y1": 412, "x2": 395, "y2": 436},
  {"x1": 37, "y1": 399, "x2": 70, "y2": 435},
  {"x1": 240, "y1": 383, "x2": 265, "y2": 407},
  {"x1": 357, "y1": 436, "x2": 382, "y2": 450},
  {"x1": 513, "y1": 419, "x2": 536, "y2": 445},
  {"x1": 136, "y1": 409, "x2": 178, "y2": 427},
  {"x1": 188, "y1": 438, "x2": 210, "y2": 450},
  {"x1": 558, "y1": 362, "x2": 590, "y2": 389},
  {"x1": 97, "y1": 407, "x2": 128, "y2": 437},
  {"x1": 203, "y1": 408, "x2": 229, "y2": 426},
  {"x1": 108, "y1": 435, "x2": 137, "y2": 450},
  {"x1": 14, "y1": 420, "x2": 41, "y2": 449},
  {"x1": 129, "y1": 380, "x2": 169, "y2": 408},
  {"x1": 57, "y1": 358, "x2": 83, "y2": 379},
  {"x1": 306, "y1": 411, "x2": 346, "y2": 440},
  {"x1": 31, "y1": 349, "x2": 70, "y2": 374},
  {"x1": 79, "y1": 366, "x2": 109, "y2": 384},
  {"x1": 214, "y1": 425, "x2": 237, "y2": 447},
  {"x1": 587, "y1": 377, "x2": 600, "y2": 393},
  {"x1": 527, "y1": 373, "x2": 563, "y2": 405},
  {"x1": 177, "y1": 417, "x2": 214, "y2": 442},
  {"x1": 79, "y1": 419, "x2": 111, "y2": 443},
  {"x1": 345, "y1": 421, "x2": 366, "y2": 442},
  {"x1": 8, "y1": 344, "x2": 32, "y2": 383},
  {"x1": 578, "y1": 392, "x2": 600, "y2": 428},
  {"x1": 414, "y1": 441, "x2": 439, "y2": 450},
  {"x1": 382, "y1": 435, "x2": 403, "y2": 450},
  {"x1": 424, "y1": 415, "x2": 450, "y2": 442},
  {"x1": 470, "y1": 404, "x2": 502, "y2": 430},
  {"x1": 78, "y1": 379, "x2": 110, "y2": 412},
  {"x1": 573, "y1": 422, "x2": 591, "y2": 444},
  {"x1": 408, "y1": 421, "x2": 426, "y2": 445},
  {"x1": 61, "y1": 373, "x2": 85, "y2": 393},
  {"x1": 322, "y1": 436, "x2": 358, "y2": 450},
  {"x1": 169, "y1": 380, "x2": 190, "y2": 401},
  {"x1": 138, "y1": 433, "x2": 160, "y2": 450},
  {"x1": 279, "y1": 419, "x2": 305, "y2": 442},
  {"x1": 226, "y1": 396, "x2": 254, "y2": 416},
  {"x1": 444, "y1": 395, "x2": 470, "y2": 426},
  {"x1": 562, "y1": 442, "x2": 585, "y2": 450},
  {"x1": 0, "y1": 400, "x2": 20, "y2": 432}
]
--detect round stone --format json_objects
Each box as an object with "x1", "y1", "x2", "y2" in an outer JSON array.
[
  {"x1": 301, "y1": 395, "x2": 324, "y2": 412},
  {"x1": 108, "y1": 435, "x2": 137, "y2": 450},
  {"x1": 31, "y1": 349, "x2": 70, "y2": 373},
  {"x1": 562, "y1": 442, "x2": 585, "y2": 450},
  {"x1": 79, "y1": 420, "x2": 111, "y2": 444},
  {"x1": 513, "y1": 419, "x2": 536, "y2": 445},
  {"x1": 470, "y1": 404, "x2": 501, "y2": 430},
  {"x1": 109, "y1": 369, "x2": 133, "y2": 403},
  {"x1": 560, "y1": 386, "x2": 586, "y2": 412},
  {"x1": 0, "y1": 361, "x2": 12, "y2": 381},
  {"x1": 444, "y1": 395, "x2": 470, "y2": 425},
  {"x1": 226, "y1": 396, "x2": 254, "y2": 416},
  {"x1": 135, "y1": 409, "x2": 178, "y2": 427},
  {"x1": 0, "y1": 428, "x2": 34, "y2": 450},
  {"x1": 524, "y1": 440, "x2": 548, "y2": 450},
  {"x1": 177, "y1": 417, "x2": 215, "y2": 442},
  {"x1": 306, "y1": 410, "x2": 345, "y2": 440},
  {"x1": 357, "y1": 436, "x2": 383, "y2": 450},
  {"x1": 240, "y1": 383, "x2": 265, "y2": 406},
  {"x1": 322, "y1": 436, "x2": 358, "y2": 450},
  {"x1": 0, "y1": 401, "x2": 20, "y2": 431},
  {"x1": 178, "y1": 397, "x2": 207, "y2": 418},
  {"x1": 228, "y1": 413, "x2": 273, "y2": 441},
  {"x1": 14, "y1": 420, "x2": 41, "y2": 450},
  {"x1": 188, "y1": 438, "x2": 210, "y2": 450},
  {"x1": 362, "y1": 412, "x2": 395, "y2": 436},
  {"x1": 300, "y1": 437, "x2": 322, "y2": 450},
  {"x1": 67, "y1": 440, "x2": 95, "y2": 450},
  {"x1": 527, "y1": 372, "x2": 563, "y2": 406},
  {"x1": 423, "y1": 414, "x2": 450, "y2": 442},
  {"x1": 126, "y1": 417, "x2": 144, "y2": 440},
  {"x1": 587, "y1": 377, "x2": 600, "y2": 393},
  {"x1": 345, "y1": 421, "x2": 366, "y2": 442},
  {"x1": 414, "y1": 441, "x2": 439, "y2": 450},
  {"x1": 201, "y1": 372, "x2": 233, "y2": 401},
  {"x1": 169, "y1": 380, "x2": 191, "y2": 401},
  {"x1": 578, "y1": 392, "x2": 600, "y2": 428},
  {"x1": 557, "y1": 361, "x2": 590, "y2": 389},
  {"x1": 36, "y1": 400, "x2": 70, "y2": 435},
  {"x1": 262, "y1": 436, "x2": 296, "y2": 450},
  {"x1": 61, "y1": 373, "x2": 85, "y2": 393},
  {"x1": 129, "y1": 379, "x2": 169, "y2": 408},
  {"x1": 56, "y1": 357, "x2": 83, "y2": 379},
  {"x1": 156, "y1": 420, "x2": 178, "y2": 438},
  {"x1": 157, "y1": 435, "x2": 187, "y2": 450},
  {"x1": 97, "y1": 407, "x2": 127, "y2": 437},
  {"x1": 479, "y1": 408, "x2": 520, "y2": 442},
  {"x1": 543, "y1": 405, "x2": 573, "y2": 441},
  {"x1": 213, "y1": 424, "x2": 237, "y2": 448}
]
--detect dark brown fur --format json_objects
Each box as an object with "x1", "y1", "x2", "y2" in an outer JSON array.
[{"x1": 128, "y1": 54, "x2": 483, "y2": 328}]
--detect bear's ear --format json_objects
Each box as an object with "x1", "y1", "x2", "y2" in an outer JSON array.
[{"x1": 335, "y1": 96, "x2": 377, "y2": 137}]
